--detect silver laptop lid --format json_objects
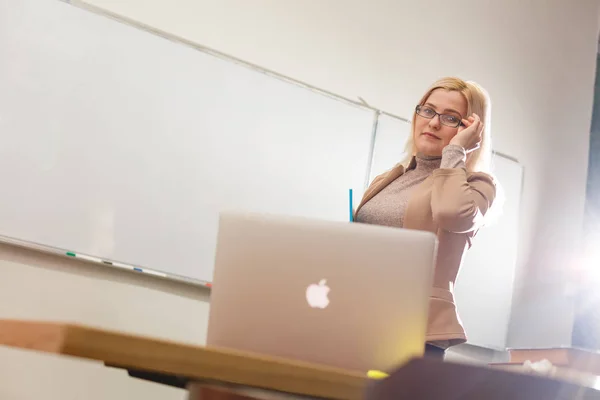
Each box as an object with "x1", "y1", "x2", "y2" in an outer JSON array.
[{"x1": 207, "y1": 211, "x2": 437, "y2": 373}]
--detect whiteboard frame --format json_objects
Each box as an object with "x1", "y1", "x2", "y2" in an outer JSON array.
[{"x1": 67, "y1": 0, "x2": 391, "y2": 119}]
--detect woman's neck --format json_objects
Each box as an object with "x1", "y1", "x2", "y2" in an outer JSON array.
[{"x1": 413, "y1": 152, "x2": 442, "y2": 172}]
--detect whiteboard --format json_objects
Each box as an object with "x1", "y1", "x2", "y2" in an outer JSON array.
[
  {"x1": 0, "y1": 0, "x2": 375, "y2": 283},
  {"x1": 369, "y1": 113, "x2": 412, "y2": 177},
  {"x1": 370, "y1": 113, "x2": 523, "y2": 350}
]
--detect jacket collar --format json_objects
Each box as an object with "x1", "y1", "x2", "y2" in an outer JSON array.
[
  {"x1": 356, "y1": 162, "x2": 406, "y2": 213},
  {"x1": 406, "y1": 156, "x2": 417, "y2": 171}
]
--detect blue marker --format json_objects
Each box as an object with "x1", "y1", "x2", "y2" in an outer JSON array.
[{"x1": 349, "y1": 188, "x2": 354, "y2": 222}]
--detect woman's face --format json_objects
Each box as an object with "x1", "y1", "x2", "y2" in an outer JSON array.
[{"x1": 413, "y1": 89, "x2": 468, "y2": 157}]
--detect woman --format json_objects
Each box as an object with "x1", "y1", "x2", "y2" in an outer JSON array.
[{"x1": 354, "y1": 77, "x2": 497, "y2": 359}]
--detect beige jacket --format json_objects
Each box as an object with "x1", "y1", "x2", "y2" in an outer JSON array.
[{"x1": 355, "y1": 158, "x2": 496, "y2": 345}]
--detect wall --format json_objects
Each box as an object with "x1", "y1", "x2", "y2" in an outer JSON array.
[
  {"x1": 1, "y1": 0, "x2": 599, "y2": 398},
  {"x1": 0, "y1": 243, "x2": 207, "y2": 400},
  {"x1": 573, "y1": 51, "x2": 600, "y2": 349},
  {"x1": 76, "y1": 0, "x2": 599, "y2": 346}
]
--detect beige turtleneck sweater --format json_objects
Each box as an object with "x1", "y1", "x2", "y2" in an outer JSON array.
[{"x1": 355, "y1": 144, "x2": 467, "y2": 350}]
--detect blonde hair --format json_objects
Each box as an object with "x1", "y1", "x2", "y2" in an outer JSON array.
[{"x1": 401, "y1": 77, "x2": 492, "y2": 173}]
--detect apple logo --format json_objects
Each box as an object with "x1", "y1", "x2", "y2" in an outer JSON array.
[{"x1": 306, "y1": 279, "x2": 330, "y2": 309}]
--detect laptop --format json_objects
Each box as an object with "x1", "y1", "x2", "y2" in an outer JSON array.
[{"x1": 206, "y1": 211, "x2": 437, "y2": 373}]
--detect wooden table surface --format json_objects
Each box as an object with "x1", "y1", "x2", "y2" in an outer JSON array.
[{"x1": 0, "y1": 319, "x2": 367, "y2": 399}]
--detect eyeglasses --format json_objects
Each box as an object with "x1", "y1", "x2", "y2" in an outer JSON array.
[{"x1": 415, "y1": 105, "x2": 464, "y2": 128}]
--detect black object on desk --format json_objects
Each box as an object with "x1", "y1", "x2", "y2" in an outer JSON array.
[{"x1": 366, "y1": 357, "x2": 600, "y2": 400}]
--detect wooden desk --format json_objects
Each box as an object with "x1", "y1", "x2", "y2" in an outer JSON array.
[{"x1": 0, "y1": 319, "x2": 367, "y2": 399}]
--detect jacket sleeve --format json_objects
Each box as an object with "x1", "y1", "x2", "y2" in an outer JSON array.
[{"x1": 430, "y1": 168, "x2": 496, "y2": 233}]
